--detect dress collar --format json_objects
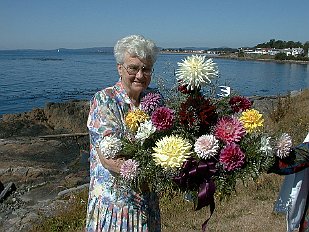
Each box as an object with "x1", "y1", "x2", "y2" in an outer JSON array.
[{"x1": 114, "y1": 81, "x2": 141, "y2": 109}]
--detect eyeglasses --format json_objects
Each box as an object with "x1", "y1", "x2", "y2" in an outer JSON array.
[{"x1": 122, "y1": 64, "x2": 154, "y2": 76}]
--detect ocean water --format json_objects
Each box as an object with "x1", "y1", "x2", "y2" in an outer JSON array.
[{"x1": 1, "y1": 50, "x2": 309, "y2": 115}]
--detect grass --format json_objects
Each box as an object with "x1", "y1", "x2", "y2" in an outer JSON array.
[
  {"x1": 31, "y1": 89, "x2": 309, "y2": 232},
  {"x1": 160, "y1": 173, "x2": 285, "y2": 232},
  {"x1": 30, "y1": 190, "x2": 88, "y2": 232}
]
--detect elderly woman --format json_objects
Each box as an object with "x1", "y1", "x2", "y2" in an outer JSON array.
[{"x1": 86, "y1": 35, "x2": 161, "y2": 232}]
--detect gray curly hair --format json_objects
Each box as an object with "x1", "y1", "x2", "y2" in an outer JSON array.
[{"x1": 114, "y1": 35, "x2": 159, "y2": 65}]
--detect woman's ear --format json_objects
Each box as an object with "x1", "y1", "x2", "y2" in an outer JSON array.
[{"x1": 117, "y1": 64, "x2": 122, "y2": 78}]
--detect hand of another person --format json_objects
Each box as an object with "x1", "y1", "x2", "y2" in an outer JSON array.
[{"x1": 96, "y1": 148, "x2": 125, "y2": 174}]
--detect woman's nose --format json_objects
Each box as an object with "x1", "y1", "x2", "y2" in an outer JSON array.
[{"x1": 135, "y1": 69, "x2": 145, "y2": 78}]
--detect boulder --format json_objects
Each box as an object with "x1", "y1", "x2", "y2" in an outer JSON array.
[{"x1": 0, "y1": 182, "x2": 16, "y2": 203}]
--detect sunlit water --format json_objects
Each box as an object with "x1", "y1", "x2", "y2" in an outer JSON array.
[{"x1": 1, "y1": 50, "x2": 308, "y2": 115}]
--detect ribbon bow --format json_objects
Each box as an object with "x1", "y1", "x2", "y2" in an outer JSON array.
[{"x1": 173, "y1": 157, "x2": 217, "y2": 231}]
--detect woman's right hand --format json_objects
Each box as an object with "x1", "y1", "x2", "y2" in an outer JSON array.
[{"x1": 96, "y1": 148, "x2": 125, "y2": 174}]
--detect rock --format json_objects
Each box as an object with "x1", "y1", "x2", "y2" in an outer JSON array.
[
  {"x1": 19, "y1": 211, "x2": 39, "y2": 231},
  {"x1": 0, "y1": 100, "x2": 89, "y2": 138},
  {"x1": 0, "y1": 100, "x2": 90, "y2": 231},
  {"x1": 0, "y1": 182, "x2": 17, "y2": 203},
  {"x1": 250, "y1": 95, "x2": 279, "y2": 114},
  {"x1": 57, "y1": 183, "x2": 89, "y2": 197},
  {"x1": 0, "y1": 181, "x2": 4, "y2": 193},
  {"x1": 44, "y1": 100, "x2": 89, "y2": 133}
]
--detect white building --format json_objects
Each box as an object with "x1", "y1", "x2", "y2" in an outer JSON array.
[
  {"x1": 279, "y1": 48, "x2": 304, "y2": 56},
  {"x1": 241, "y1": 47, "x2": 304, "y2": 57}
]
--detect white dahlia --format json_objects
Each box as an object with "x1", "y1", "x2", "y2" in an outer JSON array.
[
  {"x1": 175, "y1": 55, "x2": 219, "y2": 90},
  {"x1": 98, "y1": 135, "x2": 122, "y2": 158},
  {"x1": 275, "y1": 133, "x2": 293, "y2": 159},
  {"x1": 135, "y1": 120, "x2": 156, "y2": 143}
]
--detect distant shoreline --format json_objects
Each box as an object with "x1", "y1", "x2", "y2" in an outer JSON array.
[{"x1": 160, "y1": 51, "x2": 309, "y2": 65}]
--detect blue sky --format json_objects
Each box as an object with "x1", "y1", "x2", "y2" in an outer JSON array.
[{"x1": 1, "y1": 0, "x2": 308, "y2": 50}]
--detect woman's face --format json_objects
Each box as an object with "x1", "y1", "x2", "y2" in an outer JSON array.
[{"x1": 118, "y1": 53, "x2": 153, "y2": 99}]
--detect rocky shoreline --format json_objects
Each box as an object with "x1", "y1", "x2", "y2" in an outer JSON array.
[
  {"x1": 160, "y1": 51, "x2": 309, "y2": 65},
  {"x1": 0, "y1": 100, "x2": 90, "y2": 231},
  {"x1": 0, "y1": 95, "x2": 283, "y2": 231},
  {"x1": 217, "y1": 55, "x2": 309, "y2": 65}
]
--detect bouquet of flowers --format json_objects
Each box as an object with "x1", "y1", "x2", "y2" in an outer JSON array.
[{"x1": 98, "y1": 54, "x2": 297, "y2": 230}]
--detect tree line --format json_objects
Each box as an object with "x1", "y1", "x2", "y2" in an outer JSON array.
[
  {"x1": 253, "y1": 39, "x2": 309, "y2": 61},
  {"x1": 256, "y1": 39, "x2": 309, "y2": 51}
]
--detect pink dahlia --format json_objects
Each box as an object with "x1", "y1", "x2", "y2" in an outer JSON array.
[
  {"x1": 141, "y1": 92, "x2": 163, "y2": 114},
  {"x1": 229, "y1": 96, "x2": 252, "y2": 113},
  {"x1": 151, "y1": 106, "x2": 174, "y2": 131},
  {"x1": 120, "y1": 159, "x2": 139, "y2": 181},
  {"x1": 194, "y1": 134, "x2": 219, "y2": 159},
  {"x1": 219, "y1": 143, "x2": 245, "y2": 171},
  {"x1": 214, "y1": 116, "x2": 246, "y2": 144}
]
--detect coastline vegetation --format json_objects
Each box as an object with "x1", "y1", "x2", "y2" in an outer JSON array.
[
  {"x1": 30, "y1": 89, "x2": 309, "y2": 232},
  {"x1": 162, "y1": 39, "x2": 309, "y2": 63}
]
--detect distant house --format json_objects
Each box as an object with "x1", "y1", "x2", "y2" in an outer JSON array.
[
  {"x1": 279, "y1": 48, "x2": 304, "y2": 56},
  {"x1": 291, "y1": 48, "x2": 304, "y2": 56},
  {"x1": 240, "y1": 47, "x2": 304, "y2": 57},
  {"x1": 267, "y1": 49, "x2": 281, "y2": 56}
]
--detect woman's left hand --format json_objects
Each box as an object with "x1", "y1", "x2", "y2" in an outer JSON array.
[{"x1": 96, "y1": 148, "x2": 125, "y2": 173}]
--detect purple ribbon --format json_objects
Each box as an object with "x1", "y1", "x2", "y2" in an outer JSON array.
[{"x1": 173, "y1": 157, "x2": 217, "y2": 231}]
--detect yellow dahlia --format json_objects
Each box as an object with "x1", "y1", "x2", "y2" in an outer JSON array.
[
  {"x1": 125, "y1": 109, "x2": 149, "y2": 132},
  {"x1": 152, "y1": 135, "x2": 192, "y2": 169},
  {"x1": 175, "y1": 55, "x2": 218, "y2": 90},
  {"x1": 239, "y1": 109, "x2": 264, "y2": 133}
]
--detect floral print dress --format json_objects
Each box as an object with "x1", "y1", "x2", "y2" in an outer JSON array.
[{"x1": 86, "y1": 81, "x2": 161, "y2": 232}]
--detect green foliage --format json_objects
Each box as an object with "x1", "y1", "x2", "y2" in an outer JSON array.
[
  {"x1": 274, "y1": 52, "x2": 288, "y2": 60},
  {"x1": 274, "y1": 52, "x2": 309, "y2": 61},
  {"x1": 214, "y1": 169, "x2": 237, "y2": 200},
  {"x1": 304, "y1": 41, "x2": 309, "y2": 55},
  {"x1": 256, "y1": 39, "x2": 303, "y2": 49},
  {"x1": 238, "y1": 50, "x2": 245, "y2": 57},
  {"x1": 213, "y1": 96, "x2": 233, "y2": 117}
]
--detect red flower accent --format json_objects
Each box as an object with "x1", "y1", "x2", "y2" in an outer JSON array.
[
  {"x1": 178, "y1": 84, "x2": 200, "y2": 94},
  {"x1": 229, "y1": 96, "x2": 252, "y2": 113},
  {"x1": 219, "y1": 143, "x2": 245, "y2": 171},
  {"x1": 177, "y1": 81, "x2": 201, "y2": 94},
  {"x1": 179, "y1": 94, "x2": 217, "y2": 135},
  {"x1": 151, "y1": 106, "x2": 174, "y2": 131},
  {"x1": 178, "y1": 85, "x2": 192, "y2": 94}
]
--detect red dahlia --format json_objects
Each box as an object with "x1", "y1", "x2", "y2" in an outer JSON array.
[
  {"x1": 177, "y1": 84, "x2": 200, "y2": 94},
  {"x1": 219, "y1": 143, "x2": 246, "y2": 171},
  {"x1": 179, "y1": 94, "x2": 217, "y2": 135},
  {"x1": 229, "y1": 96, "x2": 252, "y2": 113}
]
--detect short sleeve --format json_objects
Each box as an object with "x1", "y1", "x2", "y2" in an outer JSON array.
[{"x1": 87, "y1": 91, "x2": 124, "y2": 148}]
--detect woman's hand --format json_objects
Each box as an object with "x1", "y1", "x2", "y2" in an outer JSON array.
[
  {"x1": 96, "y1": 148, "x2": 125, "y2": 174},
  {"x1": 96, "y1": 147, "x2": 151, "y2": 192}
]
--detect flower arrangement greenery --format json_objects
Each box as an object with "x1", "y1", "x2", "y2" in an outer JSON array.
[{"x1": 98, "y1": 54, "x2": 296, "y2": 231}]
